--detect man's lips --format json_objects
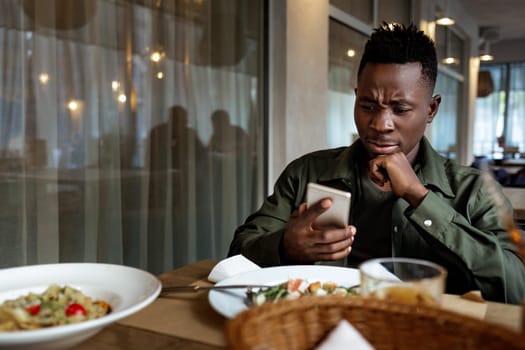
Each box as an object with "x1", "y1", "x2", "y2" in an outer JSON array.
[{"x1": 367, "y1": 141, "x2": 398, "y2": 154}]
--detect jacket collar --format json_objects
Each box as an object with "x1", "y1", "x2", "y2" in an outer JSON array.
[{"x1": 318, "y1": 137, "x2": 455, "y2": 198}]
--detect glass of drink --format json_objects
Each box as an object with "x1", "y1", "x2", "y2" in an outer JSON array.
[{"x1": 359, "y1": 257, "x2": 447, "y2": 306}]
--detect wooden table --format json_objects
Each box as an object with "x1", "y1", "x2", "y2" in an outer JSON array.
[{"x1": 72, "y1": 260, "x2": 524, "y2": 349}]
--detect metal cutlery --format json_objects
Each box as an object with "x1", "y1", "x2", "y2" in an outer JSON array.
[{"x1": 161, "y1": 284, "x2": 273, "y2": 293}]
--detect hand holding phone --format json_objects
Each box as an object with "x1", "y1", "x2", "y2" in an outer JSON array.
[{"x1": 306, "y1": 183, "x2": 351, "y2": 229}]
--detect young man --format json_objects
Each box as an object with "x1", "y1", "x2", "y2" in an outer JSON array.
[{"x1": 228, "y1": 24, "x2": 525, "y2": 304}]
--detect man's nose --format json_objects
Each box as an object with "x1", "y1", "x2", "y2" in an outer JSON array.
[{"x1": 370, "y1": 110, "x2": 394, "y2": 132}]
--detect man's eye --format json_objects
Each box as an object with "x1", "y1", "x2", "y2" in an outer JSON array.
[
  {"x1": 359, "y1": 104, "x2": 376, "y2": 112},
  {"x1": 394, "y1": 107, "x2": 410, "y2": 114}
]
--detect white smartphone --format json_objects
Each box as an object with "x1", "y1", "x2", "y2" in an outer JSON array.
[{"x1": 306, "y1": 183, "x2": 351, "y2": 229}]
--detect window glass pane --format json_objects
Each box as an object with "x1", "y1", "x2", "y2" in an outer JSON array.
[
  {"x1": 327, "y1": 1, "x2": 410, "y2": 148},
  {"x1": 0, "y1": 0, "x2": 264, "y2": 273},
  {"x1": 435, "y1": 26, "x2": 446, "y2": 62},
  {"x1": 432, "y1": 73, "x2": 460, "y2": 159},
  {"x1": 328, "y1": 19, "x2": 368, "y2": 147},
  {"x1": 449, "y1": 30, "x2": 465, "y2": 73},
  {"x1": 330, "y1": 0, "x2": 373, "y2": 25},
  {"x1": 473, "y1": 64, "x2": 507, "y2": 157},
  {"x1": 435, "y1": 26, "x2": 465, "y2": 74},
  {"x1": 377, "y1": 0, "x2": 411, "y2": 25},
  {"x1": 435, "y1": 25, "x2": 462, "y2": 74},
  {"x1": 508, "y1": 62, "x2": 525, "y2": 152},
  {"x1": 330, "y1": 0, "x2": 411, "y2": 27}
]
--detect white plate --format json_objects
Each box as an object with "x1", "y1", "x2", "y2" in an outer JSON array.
[
  {"x1": 208, "y1": 265, "x2": 360, "y2": 318},
  {"x1": 0, "y1": 263, "x2": 161, "y2": 350}
]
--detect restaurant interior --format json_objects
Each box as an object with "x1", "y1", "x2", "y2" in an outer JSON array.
[
  {"x1": 1, "y1": 1, "x2": 525, "y2": 349},
  {"x1": 0, "y1": 0, "x2": 524, "y2": 275},
  {"x1": 0, "y1": 0, "x2": 525, "y2": 273}
]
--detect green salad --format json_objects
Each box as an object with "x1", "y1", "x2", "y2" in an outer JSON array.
[{"x1": 249, "y1": 278, "x2": 358, "y2": 306}]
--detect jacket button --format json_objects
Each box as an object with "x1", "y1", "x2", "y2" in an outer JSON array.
[
  {"x1": 393, "y1": 225, "x2": 398, "y2": 233},
  {"x1": 423, "y1": 219, "x2": 432, "y2": 227}
]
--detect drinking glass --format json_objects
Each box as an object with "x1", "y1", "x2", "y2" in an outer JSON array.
[{"x1": 359, "y1": 257, "x2": 447, "y2": 306}]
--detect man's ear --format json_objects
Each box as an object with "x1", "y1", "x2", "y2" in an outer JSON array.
[{"x1": 427, "y1": 94, "x2": 441, "y2": 123}]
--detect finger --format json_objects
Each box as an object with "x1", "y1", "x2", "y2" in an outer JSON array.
[
  {"x1": 313, "y1": 237, "x2": 352, "y2": 254},
  {"x1": 316, "y1": 226, "x2": 355, "y2": 244},
  {"x1": 304, "y1": 198, "x2": 332, "y2": 223},
  {"x1": 315, "y1": 245, "x2": 352, "y2": 261},
  {"x1": 369, "y1": 162, "x2": 388, "y2": 183}
]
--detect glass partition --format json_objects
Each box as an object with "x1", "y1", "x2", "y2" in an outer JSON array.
[
  {"x1": 330, "y1": 0, "x2": 373, "y2": 26},
  {"x1": 328, "y1": 19, "x2": 368, "y2": 147},
  {"x1": 327, "y1": 0, "x2": 411, "y2": 148},
  {"x1": 377, "y1": 0, "x2": 411, "y2": 26},
  {"x1": 432, "y1": 24, "x2": 465, "y2": 160},
  {"x1": 474, "y1": 62, "x2": 525, "y2": 157},
  {"x1": 432, "y1": 74, "x2": 461, "y2": 159},
  {"x1": 435, "y1": 26, "x2": 465, "y2": 74},
  {"x1": 0, "y1": 0, "x2": 264, "y2": 273}
]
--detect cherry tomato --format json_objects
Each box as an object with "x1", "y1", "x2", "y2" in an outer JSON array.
[
  {"x1": 287, "y1": 279, "x2": 304, "y2": 293},
  {"x1": 26, "y1": 304, "x2": 41, "y2": 315},
  {"x1": 65, "y1": 303, "x2": 87, "y2": 316}
]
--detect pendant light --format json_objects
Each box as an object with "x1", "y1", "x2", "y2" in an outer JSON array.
[
  {"x1": 479, "y1": 41, "x2": 494, "y2": 62},
  {"x1": 442, "y1": 28, "x2": 459, "y2": 65},
  {"x1": 436, "y1": 0, "x2": 455, "y2": 26},
  {"x1": 479, "y1": 27, "x2": 499, "y2": 62}
]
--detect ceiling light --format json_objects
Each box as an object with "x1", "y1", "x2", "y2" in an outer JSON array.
[
  {"x1": 150, "y1": 50, "x2": 165, "y2": 63},
  {"x1": 435, "y1": 0, "x2": 455, "y2": 26},
  {"x1": 436, "y1": 17, "x2": 455, "y2": 26},
  {"x1": 479, "y1": 40, "x2": 494, "y2": 62},
  {"x1": 38, "y1": 73, "x2": 49, "y2": 85},
  {"x1": 480, "y1": 54, "x2": 494, "y2": 62},
  {"x1": 441, "y1": 27, "x2": 459, "y2": 65},
  {"x1": 442, "y1": 57, "x2": 459, "y2": 65},
  {"x1": 68, "y1": 100, "x2": 78, "y2": 111}
]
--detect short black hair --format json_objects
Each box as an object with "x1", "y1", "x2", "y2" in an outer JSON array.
[{"x1": 357, "y1": 23, "x2": 437, "y2": 89}]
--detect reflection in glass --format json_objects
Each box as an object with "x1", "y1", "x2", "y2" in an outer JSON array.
[
  {"x1": 474, "y1": 63, "x2": 525, "y2": 157},
  {"x1": 327, "y1": 0, "x2": 412, "y2": 148},
  {"x1": 328, "y1": 19, "x2": 368, "y2": 148},
  {"x1": 377, "y1": 0, "x2": 411, "y2": 26},
  {"x1": 432, "y1": 74, "x2": 460, "y2": 159},
  {"x1": 0, "y1": 0, "x2": 264, "y2": 274},
  {"x1": 435, "y1": 26, "x2": 465, "y2": 74},
  {"x1": 330, "y1": 0, "x2": 373, "y2": 26}
]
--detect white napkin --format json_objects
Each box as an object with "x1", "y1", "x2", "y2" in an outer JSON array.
[
  {"x1": 365, "y1": 263, "x2": 401, "y2": 282},
  {"x1": 207, "y1": 254, "x2": 261, "y2": 282},
  {"x1": 315, "y1": 319, "x2": 375, "y2": 350}
]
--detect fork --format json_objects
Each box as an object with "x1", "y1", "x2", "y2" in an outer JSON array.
[{"x1": 161, "y1": 284, "x2": 273, "y2": 293}]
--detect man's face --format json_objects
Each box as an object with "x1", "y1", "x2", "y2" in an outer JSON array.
[{"x1": 354, "y1": 62, "x2": 440, "y2": 163}]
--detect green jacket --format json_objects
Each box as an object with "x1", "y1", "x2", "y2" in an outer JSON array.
[{"x1": 228, "y1": 138, "x2": 525, "y2": 304}]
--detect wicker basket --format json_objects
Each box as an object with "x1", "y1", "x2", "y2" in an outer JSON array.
[{"x1": 226, "y1": 296, "x2": 525, "y2": 350}]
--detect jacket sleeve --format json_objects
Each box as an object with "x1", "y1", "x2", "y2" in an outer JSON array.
[
  {"x1": 227, "y1": 162, "x2": 305, "y2": 267},
  {"x1": 407, "y1": 178, "x2": 525, "y2": 304}
]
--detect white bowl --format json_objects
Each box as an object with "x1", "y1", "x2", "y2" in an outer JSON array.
[{"x1": 0, "y1": 263, "x2": 161, "y2": 350}]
